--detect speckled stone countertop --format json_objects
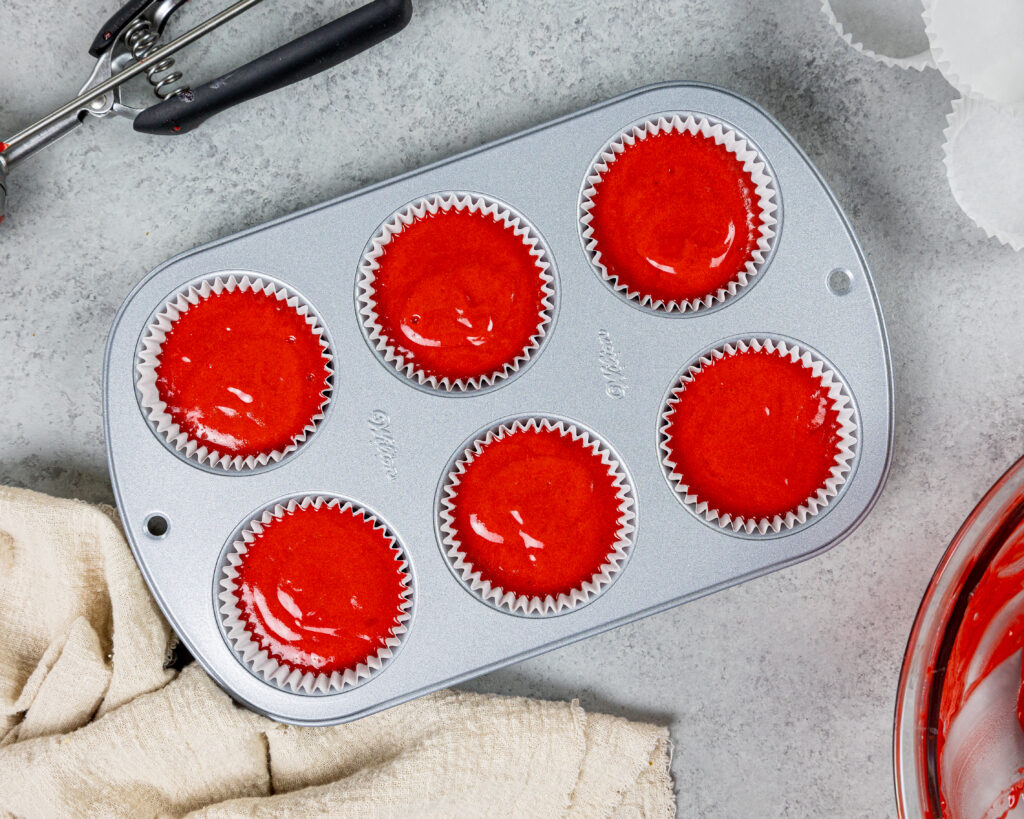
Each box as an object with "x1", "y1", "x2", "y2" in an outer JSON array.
[{"x1": 2, "y1": 1, "x2": 1023, "y2": 815}]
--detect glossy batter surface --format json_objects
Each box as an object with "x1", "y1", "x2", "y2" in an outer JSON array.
[
  {"x1": 662, "y1": 348, "x2": 843, "y2": 521},
  {"x1": 448, "y1": 425, "x2": 625, "y2": 598},
  {"x1": 235, "y1": 503, "x2": 408, "y2": 675},
  {"x1": 588, "y1": 129, "x2": 760, "y2": 305},
  {"x1": 369, "y1": 207, "x2": 548, "y2": 383},
  {"x1": 941, "y1": 540, "x2": 1024, "y2": 730},
  {"x1": 938, "y1": 533, "x2": 1024, "y2": 819},
  {"x1": 155, "y1": 288, "x2": 330, "y2": 458}
]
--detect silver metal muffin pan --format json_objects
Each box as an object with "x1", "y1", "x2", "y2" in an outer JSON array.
[{"x1": 103, "y1": 82, "x2": 894, "y2": 725}]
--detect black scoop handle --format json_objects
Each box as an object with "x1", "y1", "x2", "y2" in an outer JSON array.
[
  {"x1": 90, "y1": 0, "x2": 190, "y2": 57},
  {"x1": 90, "y1": 0, "x2": 151, "y2": 56},
  {"x1": 133, "y1": 0, "x2": 413, "y2": 135}
]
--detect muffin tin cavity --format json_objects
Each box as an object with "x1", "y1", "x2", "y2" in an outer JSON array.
[
  {"x1": 136, "y1": 274, "x2": 333, "y2": 472},
  {"x1": 105, "y1": 83, "x2": 892, "y2": 725},
  {"x1": 217, "y1": 494, "x2": 413, "y2": 695},
  {"x1": 357, "y1": 193, "x2": 556, "y2": 394},
  {"x1": 579, "y1": 113, "x2": 778, "y2": 314},
  {"x1": 436, "y1": 415, "x2": 636, "y2": 617},
  {"x1": 659, "y1": 337, "x2": 858, "y2": 536}
]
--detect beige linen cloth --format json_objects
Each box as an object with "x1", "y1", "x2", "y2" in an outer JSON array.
[{"x1": 0, "y1": 486, "x2": 674, "y2": 817}]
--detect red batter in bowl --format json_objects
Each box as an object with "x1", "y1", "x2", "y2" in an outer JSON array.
[
  {"x1": 895, "y1": 455, "x2": 1024, "y2": 819},
  {"x1": 937, "y1": 533, "x2": 1024, "y2": 819}
]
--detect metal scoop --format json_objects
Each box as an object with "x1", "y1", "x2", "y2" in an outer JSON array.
[{"x1": 0, "y1": 0, "x2": 413, "y2": 227}]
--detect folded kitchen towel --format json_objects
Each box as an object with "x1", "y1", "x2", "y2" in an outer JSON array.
[{"x1": 0, "y1": 486, "x2": 674, "y2": 818}]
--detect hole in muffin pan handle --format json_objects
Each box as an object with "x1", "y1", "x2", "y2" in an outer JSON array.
[
  {"x1": 828, "y1": 268, "x2": 854, "y2": 295},
  {"x1": 145, "y1": 514, "x2": 169, "y2": 538}
]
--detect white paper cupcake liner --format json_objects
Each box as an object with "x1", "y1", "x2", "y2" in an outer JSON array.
[
  {"x1": 358, "y1": 193, "x2": 555, "y2": 392},
  {"x1": 943, "y1": 96, "x2": 1024, "y2": 251},
  {"x1": 659, "y1": 338, "x2": 858, "y2": 535},
  {"x1": 821, "y1": 0, "x2": 933, "y2": 71},
  {"x1": 137, "y1": 274, "x2": 332, "y2": 471},
  {"x1": 218, "y1": 495, "x2": 413, "y2": 694},
  {"x1": 821, "y1": 0, "x2": 1024, "y2": 252},
  {"x1": 579, "y1": 113, "x2": 778, "y2": 314},
  {"x1": 439, "y1": 417, "x2": 636, "y2": 616},
  {"x1": 923, "y1": 0, "x2": 1024, "y2": 107}
]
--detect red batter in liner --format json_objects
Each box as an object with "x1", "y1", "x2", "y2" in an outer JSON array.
[
  {"x1": 154, "y1": 287, "x2": 330, "y2": 459},
  {"x1": 662, "y1": 347, "x2": 843, "y2": 522},
  {"x1": 368, "y1": 206, "x2": 548, "y2": 385},
  {"x1": 587, "y1": 127, "x2": 761, "y2": 306},
  {"x1": 447, "y1": 424, "x2": 626, "y2": 599},
  {"x1": 233, "y1": 502, "x2": 408, "y2": 676}
]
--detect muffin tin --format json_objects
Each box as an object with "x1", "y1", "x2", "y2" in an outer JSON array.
[{"x1": 103, "y1": 82, "x2": 894, "y2": 725}]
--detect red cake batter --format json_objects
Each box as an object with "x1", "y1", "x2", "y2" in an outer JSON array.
[
  {"x1": 234, "y1": 502, "x2": 408, "y2": 676},
  {"x1": 447, "y1": 424, "x2": 626, "y2": 599},
  {"x1": 587, "y1": 127, "x2": 761, "y2": 306},
  {"x1": 662, "y1": 347, "x2": 843, "y2": 522},
  {"x1": 941, "y1": 541, "x2": 1024, "y2": 733},
  {"x1": 154, "y1": 287, "x2": 330, "y2": 459},
  {"x1": 937, "y1": 532, "x2": 1024, "y2": 818},
  {"x1": 368, "y1": 206, "x2": 548, "y2": 384}
]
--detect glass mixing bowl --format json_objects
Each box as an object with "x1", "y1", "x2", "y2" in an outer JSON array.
[{"x1": 895, "y1": 454, "x2": 1024, "y2": 817}]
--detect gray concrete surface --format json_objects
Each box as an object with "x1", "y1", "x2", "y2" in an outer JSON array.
[{"x1": 2, "y1": 1, "x2": 1023, "y2": 815}]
